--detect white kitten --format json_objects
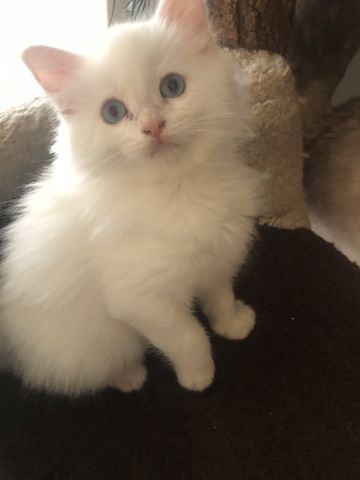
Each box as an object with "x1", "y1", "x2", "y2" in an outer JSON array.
[{"x1": 0, "y1": 0, "x2": 260, "y2": 395}]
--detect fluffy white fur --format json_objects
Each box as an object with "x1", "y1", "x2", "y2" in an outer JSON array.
[{"x1": 0, "y1": 0, "x2": 260, "y2": 395}]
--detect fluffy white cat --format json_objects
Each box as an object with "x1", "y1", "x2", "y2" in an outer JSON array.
[{"x1": 0, "y1": 0, "x2": 260, "y2": 395}]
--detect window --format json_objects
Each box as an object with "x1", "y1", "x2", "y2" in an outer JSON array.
[{"x1": 0, "y1": 1, "x2": 108, "y2": 110}]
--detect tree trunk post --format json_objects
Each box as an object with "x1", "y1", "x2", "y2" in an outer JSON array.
[{"x1": 209, "y1": 0, "x2": 296, "y2": 54}]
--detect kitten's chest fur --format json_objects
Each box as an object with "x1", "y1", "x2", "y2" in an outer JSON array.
[{"x1": 79, "y1": 160, "x2": 256, "y2": 294}]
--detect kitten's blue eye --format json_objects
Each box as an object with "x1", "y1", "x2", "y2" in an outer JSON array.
[
  {"x1": 101, "y1": 99, "x2": 127, "y2": 124},
  {"x1": 160, "y1": 73, "x2": 185, "y2": 98}
]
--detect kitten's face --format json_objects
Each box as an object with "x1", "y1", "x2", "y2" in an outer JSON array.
[
  {"x1": 66, "y1": 24, "x2": 240, "y2": 168},
  {"x1": 23, "y1": 0, "x2": 245, "y2": 170}
]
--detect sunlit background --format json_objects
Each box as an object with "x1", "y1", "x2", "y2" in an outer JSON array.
[
  {"x1": 0, "y1": 1, "x2": 110, "y2": 110},
  {"x1": 0, "y1": 0, "x2": 359, "y2": 111}
]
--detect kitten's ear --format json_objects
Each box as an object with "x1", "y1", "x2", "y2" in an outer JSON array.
[
  {"x1": 22, "y1": 46, "x2": 84, "y2": 110},
  {"x1": 155, "y1": 0, "x2": 210, "y2": 36}
]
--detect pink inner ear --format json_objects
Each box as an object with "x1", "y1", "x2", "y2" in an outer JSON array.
[
  {"x1": 156, "y1": 0, "x2": 209, "y2": 35},
  {"x1": 22, "y1": 46, "x2": 84, "y2": 94}
]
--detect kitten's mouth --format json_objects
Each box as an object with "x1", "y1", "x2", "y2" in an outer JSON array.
[{"x1": 149, "y1": 138, "x2": 177, "y2": 156}]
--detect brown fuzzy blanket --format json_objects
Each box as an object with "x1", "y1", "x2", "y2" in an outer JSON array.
[{"x1": 0, "y1": 222, "x2": 359, "y2": 480}]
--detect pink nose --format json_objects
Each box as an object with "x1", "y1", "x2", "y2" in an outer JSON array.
[{"x1": 141, "y1": 120, "x2": 166, "y2": 139}]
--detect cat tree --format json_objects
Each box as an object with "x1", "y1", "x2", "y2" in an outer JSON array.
[{"x1": 210, "y1": 0, "x2": 360, "y2": 143}]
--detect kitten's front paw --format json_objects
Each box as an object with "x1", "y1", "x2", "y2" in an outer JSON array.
[
  {"x1": 113, "y1": 363, "x2": 147, "y2": 393},
  {"x1": 177, "y1": 359, "x2": 215, "y2": 392},
  {"x1": 213, "y1": 301, "x2": 256, "y2": 340}
]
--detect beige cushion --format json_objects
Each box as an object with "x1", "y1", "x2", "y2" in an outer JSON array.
[
  {"x1": 233, "y1": 49, "x2": 309, "y2": 229},
  {"x1": 0, "y1": 98, "x2": 57, "y2": 207}
]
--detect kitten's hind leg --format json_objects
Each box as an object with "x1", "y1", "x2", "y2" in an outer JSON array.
[
  {"x1": 199, "y1": 281, "x2": 255, "y2": 340},
  {"x1": 2, "y1": 296, "x2": 146, "y2": 396},
  {"x1": 112, "y1": 361, "x2": 147, "y2": 393}
]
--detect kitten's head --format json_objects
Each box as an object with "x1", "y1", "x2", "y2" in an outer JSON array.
[{"x1": 23, "y1": 0, "x2": 247, "y2": 171}]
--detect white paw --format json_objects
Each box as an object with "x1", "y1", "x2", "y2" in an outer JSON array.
[
  {"x1": 213, "y1": 301, "x2": 256, "y2": 340},
  {"x1": 113, "y1": 363, "x2": 147, "y2": 393},
  {"x1": 177, "y1": 358, "x2": 215, "y2": 392}
]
